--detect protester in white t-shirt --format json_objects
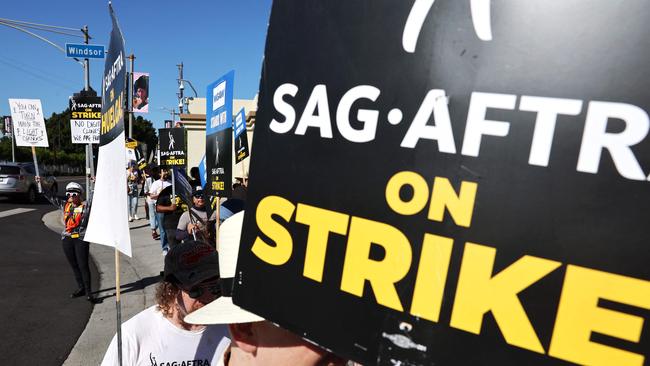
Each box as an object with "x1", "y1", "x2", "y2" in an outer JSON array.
[
  {"x1": 185, "y1": 212, "x2": 347, "y2": 366},
  {"x1": 148, "y1": 169, "x2": 172, "y2": 254},
  {"x1": 143, "y1": 166, "x2": 161, "y2": 240},
  {"x1": 101, "y1": 241, "x2": 230, "y2": 366}
]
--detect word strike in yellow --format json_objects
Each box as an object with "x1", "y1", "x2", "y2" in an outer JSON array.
[{"x1": 251, "y1": 171, "x2": 650, "y2": 366}]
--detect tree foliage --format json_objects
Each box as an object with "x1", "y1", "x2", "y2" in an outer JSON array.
[{"x1": 125, "y1": 113, "x2": 158, "y2": 160}]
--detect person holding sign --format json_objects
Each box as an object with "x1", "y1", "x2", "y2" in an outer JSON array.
[
  {"x1": 155, "y1": 173, "x2": 186, "y2": 251},
  {"x1": 150, "y1": 169, "x2": 172, "y2": 255},
  {"x1": 185, "y1": 212, "x2": 347, "y2": 366},
  {"x1": 61, "y1": 182, "x2": 99, "y2": 304},
  {"x1": 176, "y1": 186, "x2": 216, "y2": 244},
  {"x1": 101, "y1": 241, "x2": 229, "y2": 365}
]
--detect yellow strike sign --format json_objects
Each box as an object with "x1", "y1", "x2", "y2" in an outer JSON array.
[
  {"x1": 72, "y1": 111, "x2": 101, "y2": 119},
  {"x1": 250, "y1": 171, "x2": 650, "y2": 366},
  {"x1": 163, "y1": 158, "x2": 185, "y2": 165}
]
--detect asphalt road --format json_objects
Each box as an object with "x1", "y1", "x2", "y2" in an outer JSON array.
[{"x1": 0, "y1": 177, "x2": 98, "y2": 365}]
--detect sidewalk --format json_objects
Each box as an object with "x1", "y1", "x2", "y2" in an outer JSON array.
[{"x1": 43, "y1": 201, "x2": 164, "y2": 366}]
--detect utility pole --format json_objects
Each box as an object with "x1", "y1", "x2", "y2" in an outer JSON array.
[
  {"x1": 82, "y1": 25, "x2": 94, "y2": 201},
  {"x1": 11, "y1": 130, "x2": 15, "y2": 162},
  {"x1": 128, "y1": 54, "x2": 135, "y2": 139},
  {"x1": 177, "y1": 62, "x2": 184, "y2": 114}
]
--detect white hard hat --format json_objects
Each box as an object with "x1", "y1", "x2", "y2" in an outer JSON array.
[{"x1": 65, "y1": 182, "x2": 84, "y2": 194}]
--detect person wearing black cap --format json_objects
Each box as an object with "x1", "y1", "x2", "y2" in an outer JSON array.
[
  {"x1": 176, "y1": 186, "x2": 216, "y2": 243},
  {"x1": 101, "y1": 240, "x2": 230, "y2": 366}
]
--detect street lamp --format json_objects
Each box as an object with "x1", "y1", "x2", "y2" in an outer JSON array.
[
  {"x1": 177, "y1": 78, "x2": 199, "y2": 97},
  {"x1": 177, "y1": 78, "x2": 199, "y2": 113}
]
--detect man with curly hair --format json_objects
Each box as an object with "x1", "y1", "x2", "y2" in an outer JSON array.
[{"x1": 101, "y1": 241, "x2": 229, "y2": 365}]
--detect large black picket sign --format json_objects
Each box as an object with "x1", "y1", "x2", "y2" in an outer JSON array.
[{"x1": 234, "y1": 1, "x2": 650, "y2": 365}]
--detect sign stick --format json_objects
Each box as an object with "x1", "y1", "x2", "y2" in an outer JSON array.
[
  {"x1": 241, "y1": 163, "x2": 246, "y2": 185},
  {"x1": 171, "y1": 169, "x2": 176, "y2": 200},
  {"x1": 89, "y1": 143, "x2": 95, "y2": 194},
  {"x1": 85, "y1": 145, "x2": 90, "y2": 201},
  {"x1": 31, "y1": 146, "x2": 42, "y2": 193},
  {"x1": 114, "y1": 247, "x2": 123, "y2": 366},
  {"x1": 215, "y1": 202, "x2": 221, "y2": 250},
  {"x1": 10, "y1": 130, "x2": 15, "y2": 163}
]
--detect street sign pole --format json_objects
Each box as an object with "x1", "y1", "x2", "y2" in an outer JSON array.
[
  {"x1": 82, "y1": 25, "x2": 93, "y2": 201},
  {"x1": 10, "y1": 127, "x2": 15, "y2": 163},
  {"x1": 128, "y1": 54, "x2": 135, "y2": 139}
]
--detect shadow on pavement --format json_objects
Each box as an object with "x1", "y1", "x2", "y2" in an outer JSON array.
[{"x1": 94, "y1": 274, "x2": 162, "y2": 301}]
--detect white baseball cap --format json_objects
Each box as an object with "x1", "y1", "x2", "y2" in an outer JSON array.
[{"x1": 185, "y1": 211, "x2": 264, "y2": 325}]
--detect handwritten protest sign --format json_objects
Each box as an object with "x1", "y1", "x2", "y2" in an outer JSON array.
[
  {"x1": 233, "y1": 1, "x2": 650, "y2": 365},
  {"x1": 8, "y1": 99, "x2": 49, "y2": 147}
]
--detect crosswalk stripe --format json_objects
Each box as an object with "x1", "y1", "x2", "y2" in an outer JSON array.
[{"x1": 0, "y1": 208, "x2": 36, "y2": 218}]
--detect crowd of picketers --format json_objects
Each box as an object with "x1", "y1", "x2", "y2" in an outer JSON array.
[{"x1": 125, "y1": 162, "x2": 247, "y2": 255}]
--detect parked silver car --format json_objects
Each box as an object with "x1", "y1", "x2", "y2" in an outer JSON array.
[{"x1": 0, "y1": 162, "x2": 58, "y2": 203}]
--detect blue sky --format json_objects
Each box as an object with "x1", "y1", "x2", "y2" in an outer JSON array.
[{"x1": 0, "y1": 0, "x2": 273, "y2": 130}]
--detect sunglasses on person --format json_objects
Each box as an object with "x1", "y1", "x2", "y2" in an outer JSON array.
[
  {"x1": 192, "y1": 193, "x2": 205, "y2": 199},
  {"x1": 184, "y1": 278, "x2": 221, "y2": 299},
  {"x1": 66, "y1": 192, "x2": 80, "y2": 197}
]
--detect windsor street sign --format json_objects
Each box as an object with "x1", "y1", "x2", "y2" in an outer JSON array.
[{"x1": 65, "y1": 43, "x2": 105, "y2": 59}]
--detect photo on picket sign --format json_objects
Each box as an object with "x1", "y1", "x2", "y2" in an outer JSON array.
[
  {"x1": 132, "y1": 72, "x2": 149, "y2": 113},
  {"x1": 232, "y1": 1, "x2": 650, "y2": 365}
]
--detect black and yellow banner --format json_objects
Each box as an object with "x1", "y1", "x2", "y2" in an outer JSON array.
[
  {"x1": 100, "y1": 7, "x2": 126, "y2": 146},
  {"x1": 233, "y1": 1, "x2": 650, "y2": 365}
]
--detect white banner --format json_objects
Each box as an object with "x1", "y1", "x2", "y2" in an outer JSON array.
[
  {"x1": 84, "y1": 5, "x2": 131, "y2": 257},
  {"x1": 8, "y1": 99, "x2": 49, "y2": 147},
  {"x1": 84, "y1": 131, "x2": 132, "y2": 257},
  {"x1": 71, "y1": 119, "x2": 100, "y2": 144}
]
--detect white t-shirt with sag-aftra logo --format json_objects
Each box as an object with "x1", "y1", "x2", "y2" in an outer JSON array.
[{"x1": 101, "y1": 306, "x2": 229, "y2": 366}]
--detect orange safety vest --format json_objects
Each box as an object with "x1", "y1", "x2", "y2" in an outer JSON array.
[{"x1": 64, "y1": 202, "x2": 84, "y2": 234}]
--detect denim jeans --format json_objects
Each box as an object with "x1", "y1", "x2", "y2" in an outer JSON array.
[
  {"x1": 128, "y1": 194, "x2": 138, "y2": 217},
  {"x1": 148, "y1": 200, "x2": 158, "y2": 230},
  {"x1": 156, "y1": 211, "x2": 168, "y2": 250}
]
